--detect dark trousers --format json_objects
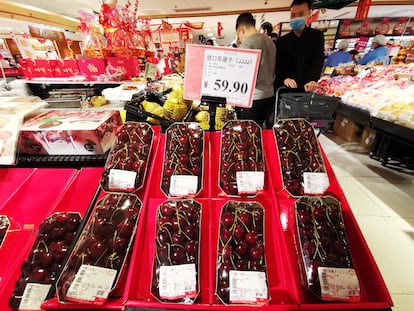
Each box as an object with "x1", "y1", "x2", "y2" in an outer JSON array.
[{"x1": 236, "y1": 96, "x2": 275, "y2": 129}]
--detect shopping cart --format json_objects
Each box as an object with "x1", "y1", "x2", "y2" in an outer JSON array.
[{"x1": 274, "y1": 87, "x2": 340, "y2": 135}]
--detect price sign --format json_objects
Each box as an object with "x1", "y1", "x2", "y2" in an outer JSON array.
[
  {"x1": 229, "y1": 270, "x2": 268, "y2": 305},
  {"x1": 303, "y1": 172, "x2": 329, "y2": 194},
  {"x1": 184, "y1": 44, "x2": 260, "y2": 108},
  {"x1": 108, "y1": 168, "x2": 137, "y2": 191},
  {"x1": 236, "y1": 171, "x2": 264, "y2": 194},
  {"x1": 169, "y1": 175, "x2": 198, "y2": 197},
  {"x1": 19, "y1": 283, "x2": 51, "y2": 310}
]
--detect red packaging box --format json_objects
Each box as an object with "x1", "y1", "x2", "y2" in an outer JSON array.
[
  {"x1": 76, "y1": 58, "x2": 107, "y2": 81},
  {"x1": 106, "y1": 57, "x2": 140, "y2": 79},
  {"x1": 50, "y1": 59, "x2": 79, "y2": 77},
  {"x1": 18, "y1": 59, "x2": 53, "y2": 79},
  {"x1": 18, "y1": 110, "x2": 122, "y2": 155}
]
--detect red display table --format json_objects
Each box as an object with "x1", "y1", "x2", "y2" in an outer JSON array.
[{"x1": 0, "y1": 129, "x2": 392, "y2": 311}]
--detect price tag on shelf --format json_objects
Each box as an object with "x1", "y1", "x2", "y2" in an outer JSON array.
[
  {"x1": 19, "y1": 283, "x2": 51, "y2": 311},
  {"x1": 229, "y1": 270, "x2": 268, "y2": 305},
  {"x1": 159, "y1": 264, "x2": 197, "y2": 300},
  {"x1": 303, "y1": 172, "x2": 329, "y2": 194},
  {"x1": 184, "y1": 44, "x2": 260, "y2": 108},
  {"x1": 108, "y1": 168, "x2": 137, "y2": 191},
  {"x1": 236, "y1": 171, "x2": 264, "y2": 194},
  {"x1": 66, "y1": 264, "x2": 117, "y2": 304},
  {"x1": 169, "y1": 175, "x2": 198, "y2": 196},
  {"x1": 144, "y1": 62, "x2": 157, "y2": 81},
  {"x1": 318, "y1": 267, "x2": 361, "y2": 302}
]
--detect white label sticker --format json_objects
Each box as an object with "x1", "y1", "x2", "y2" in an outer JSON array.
[
  {"x1": 19, "y1": 283, "x2": 51, "y2": 311},
  {"x1": 229, "y1": 270, "x2": 268, "y2": 304},
  {"x1": 318, "y1": 267, "x2": 361, "y2": 302},
  {"x1": 236, "y1": 171, "x2": 264, "y2": 194},
  {"x1": 169, "y1": 175, "x2": 198, "y2": 197},
  {"x1": 66, "y1": 265, "x2": 117, "y2": 304},
  {"x1": 159, "y1": 264, "x2": 197, "y2": 300},
  {"x1": 303, "y1": 172, "x2": 329, "y2": 194},
  {"x1": 108, "y1": 168, "x2": 137, "y2": 190}
]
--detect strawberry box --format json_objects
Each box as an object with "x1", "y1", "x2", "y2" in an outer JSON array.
[{"x1": 18, "y1": 110, "x2": 122, "y2": 155}]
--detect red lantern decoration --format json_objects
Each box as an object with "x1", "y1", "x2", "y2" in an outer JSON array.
[{"x1": 217, "y1": 21, "x2": 223, "y2": 37}]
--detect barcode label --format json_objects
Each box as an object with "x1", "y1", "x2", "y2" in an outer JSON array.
[
  {"x1": 318, "y1": 267, "x2": 361, "y2": 302},
  {"x1": 169, "y1": 175, "x2": 198, "y2": 196},
  {"x1": 19, "y1": 283, "x2": 51, "y2": 311},
  {"x1": 108, "y1": 169, "x2": 137, "y2": 190},
  {"x1": 303, "y1": 172, "x2": 329, "y2": 194},
  {"x1": 229, "y1": 270, "x2": 268, "y2": 305},
  {"x1": 158, "y1": 264, "x2": 197, "y2": 300},
  {"x1": 236, "y1": 171, "x2": 264, "y2": 194},
  {"x1": 66, "y1": 264, "x2": 117, "y2": 304}
]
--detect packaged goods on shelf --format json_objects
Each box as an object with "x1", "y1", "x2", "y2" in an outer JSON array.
[{"x1": 18, "y1": 110, "x2": 122, "y2": 155}]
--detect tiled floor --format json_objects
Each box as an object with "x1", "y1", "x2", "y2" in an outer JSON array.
[{"x1": 319, "y1": 133, "x2": 414, "y2": 311}]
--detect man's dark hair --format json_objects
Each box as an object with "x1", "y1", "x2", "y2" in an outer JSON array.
[
  {"x1": 236, "y1": 13, "x2": 256, "y2": 30},
  {"x1": 260, "y1": 22, "x2": 273, "y2": 34},
  {"x1": 290, "y1": 0, "x2": 311, "y2": 8}
]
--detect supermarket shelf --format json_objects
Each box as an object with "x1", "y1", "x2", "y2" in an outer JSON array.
[
  {"x1": 13, "y1": 152, "x2": 109, "y2": 168},
  {"x1": 335, "y1": 102, "x2": 372, "y2": 127}
]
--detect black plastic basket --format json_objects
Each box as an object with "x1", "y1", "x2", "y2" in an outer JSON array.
[{"x1": 278, "y1": 92, "x2": 339, "y2": 121}]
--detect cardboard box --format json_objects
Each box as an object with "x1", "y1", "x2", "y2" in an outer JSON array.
[
  {"x1": 19, "y1": 110, "x2": 122, "y2": 155},
  {"x1": 76, "y1": 58, "x2": 107, "y2": 80},
  {"x1": 360, "y1": 127, "x2": 377, "y2": 151},
  {"x1": 333, "y1": 114, "x2": 363, "y2": 142}
]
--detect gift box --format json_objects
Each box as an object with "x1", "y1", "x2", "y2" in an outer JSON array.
[
  {"x1": 18, "y1": 110, "x2": 122, "y2": 155},
  {"x1": 106, "y1": 57, "x2": 140, "y2": 80},
  {"x1": 18, "y1": 59, "x2": 53, "y2": 79},
  {"x1": 76, "y1": 58, "x2": 107, "y2": 81},
  {"x1": 50, "y1": 59, "x2": 79, "y2": 78}
]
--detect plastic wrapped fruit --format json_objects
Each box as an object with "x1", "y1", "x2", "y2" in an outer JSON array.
[
  {"x1": 161, "y1": 123, "x2": 204, "y2": 197},
  {"x1": 101, "y1": 122, "x2": 153, "y2": 192},
  {"x1": 8, "y1": 212, "x2": 82, "y2": 310},
  {"x1": 295, "y1": 196, "x2": 360, "y2": 302},
  {"x1": 219, "y1": 120, "x2": 265, "y2": 196},
  {"x1": 274, "y1": 119, "x2": 327, "y2": 197},
  {"x1": 57, "y1": 193, "x2": 141, "y2": 304},
  {"x1": 151, "y1": 199, "x2": 201, "y2": 304},
  {"x1": 216, "y1": 201, "x2": 268, "y2": 305},
  {"x1": 0, "y1": 215, "x2": 10, "y2": 248}
]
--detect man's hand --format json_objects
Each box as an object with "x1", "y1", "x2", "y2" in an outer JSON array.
[
  {"x1": 304, "y1": 81, "x2": 318, "y2": 92},
  {"x1": 284, "y1": 78, "x2": 297, "y2": 88}
]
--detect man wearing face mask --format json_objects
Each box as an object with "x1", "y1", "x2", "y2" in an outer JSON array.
[{"x1": 275, "y1": 0, "x2": 324, "y2": 92}]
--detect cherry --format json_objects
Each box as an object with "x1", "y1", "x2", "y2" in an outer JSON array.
[
  {"x1": 234, "y1": 240, "x2": 249, "y2": 256},
  {"x1": 220, "y1": 245, "x2": 232, "y2": 259},
  {"x1": 233, "y1": 224, "x2": 245, "y2": 241},
  {"x1": 220, "y1": 228, "x2": 232, "y2": 245},
  {"x1": 221, "y1": 212, "x2": 235, "y2": 228},
  {"x1": 218, "y1": 261, "x2": 232, "y2": 280},
  {"x1": 109, "y1": 236, "x2": 127, "y2": 252},
  {"x1": 39, "y1": 252, "x2": 54, "y2": 268},
  {"x1": 171, "y1": 246, "x2": 185, "y2": 264},
  {"x1": 90, "y1": 240, "x2": 107, "y2": 261},
  {"x1": 184, "y1": 240, "x2": 197, "y2": 256},
  {"x1": 245, "y1": 231, "x2": 259, "y2": 245},
  {"x1": 237, "y1": 211, "x2": 252, "y2": 226},
  {"x1": 249, "y1": 245, "x2": 264, "y2": 260},
  {"x1": 94, "y1": 218, "x2": 116, "y2": 239},
  {"x1": 29, "y1": 268, "x2": 47, "y2": 282}
]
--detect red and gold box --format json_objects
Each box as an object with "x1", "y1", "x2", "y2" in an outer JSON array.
[
  {"x1": 50, "y1": 59, "x2": 79, "y2": 78},
  {"x1": 76, "y1": 58, "x2": 107, "y2": 81}
]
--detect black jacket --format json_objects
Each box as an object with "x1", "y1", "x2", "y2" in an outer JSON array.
[{"x1": 275, "y1": 27, "x2": 325, "y2": 91}]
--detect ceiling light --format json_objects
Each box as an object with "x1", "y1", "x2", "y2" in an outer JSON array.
[{"x1": 174, "y1": 7, "x2": 212, "y2": 13}]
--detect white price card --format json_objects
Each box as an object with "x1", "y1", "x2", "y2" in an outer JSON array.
[
  {"x1": 236, "y1": 171, "x2": 264, "y2": 194},
  {"x1": 184, "y1": 44, "x2": 261, "y2": 108},
  {"x1": 159, "y1": 264, "x2": 197, "y2": 300},
  {"x1": 169, "y1": 175, "x2": 198, "y2": 197},
  {"x1": 303, "y1": 172, "x2": 329, "y2": 194},
  {"x1": 318, "y1": 267, "x2": 361, "y2": 302},
  {"x1": 229, "y1": 270, "x2": 268, "y2": 305},
  {"x1": 66, "y1": 264, "x2": 117, "y2": 304},
  {"x1": 108, "y1": 168, "x2": 137, "y2": 191},
  {"x1": 19, "y1": 283, "x2": 51, "y2": 311}
]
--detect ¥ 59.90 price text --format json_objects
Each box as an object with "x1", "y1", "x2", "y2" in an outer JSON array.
[{"x1": 210, "y1": 79, "x2": 249, "y2": 94}]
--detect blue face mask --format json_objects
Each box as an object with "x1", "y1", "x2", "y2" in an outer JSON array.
[{"x1": 290, "y1": 18, "x2": 306, "y2": 30}]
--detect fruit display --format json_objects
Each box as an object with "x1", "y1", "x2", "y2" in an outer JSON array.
[
  {"x1": 151, "y1": 199, "x2": 201, "y2": 303},
  {"x1": 8, "y1": 212, "x2": 82, "y2": 310},
  {"x1": 295, "y1": 196, "x2": 360, "y2": 302},
  {"x1": 219, "y1": 120, "x2": 265, "y2": 196},
  {"x1": 216, "y1": 201, "x2": 268, "y2": 305},
  {"x1": 0, "y1": 215, "x2": 9, "y2": 248},
  {"x1": 274, "y1": 119, "x2": 327, "y2": 197},
  {"x1": 101, "y1": 122, "x2": 153, "y2": 192},
  {"x1": 57, "y1": 193, "x2": 141, "y2": 304},
  {"x1": 161, "y1": 123, "x2": 204, "y2": 197}
]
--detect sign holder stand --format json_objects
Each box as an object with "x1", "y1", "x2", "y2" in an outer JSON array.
[{"x1": 200, "y1": 95, "x2": 226, "y2": 131}]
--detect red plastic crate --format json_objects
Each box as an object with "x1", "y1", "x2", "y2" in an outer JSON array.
[{"x1": 0, "y1": 168, "x2": 36, "y2": 210}]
